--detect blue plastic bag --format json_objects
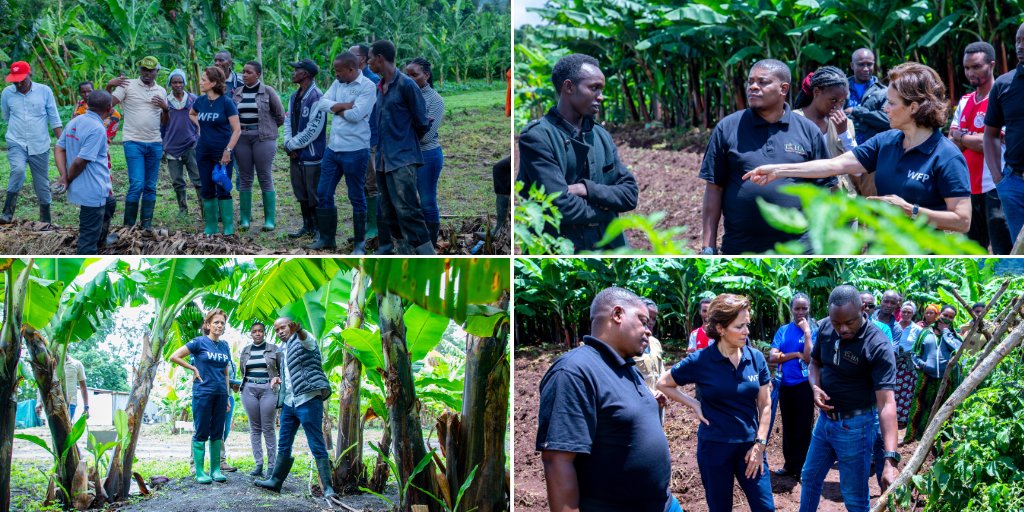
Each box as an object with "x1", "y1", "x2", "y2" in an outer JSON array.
[{"x1": 212, "y1": 163, "x2": 233, "y2": 192}]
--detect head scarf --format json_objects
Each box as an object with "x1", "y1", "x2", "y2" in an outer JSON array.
[{"x1": 166, "y1": 69, "x2": 189, "y2": 109}]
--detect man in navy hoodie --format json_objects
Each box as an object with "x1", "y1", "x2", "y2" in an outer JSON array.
[{"x1": 283, "y1": 59, "x2": 328, "y2": 242}]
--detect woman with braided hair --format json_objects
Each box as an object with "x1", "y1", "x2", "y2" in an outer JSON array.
[{"x1": 746, "y1": 62, "x2": 972, "y2": 233}]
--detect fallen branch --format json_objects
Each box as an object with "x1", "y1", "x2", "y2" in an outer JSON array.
[{"x1": 871, "y1": 303, "x2": 1024, "y2": 512}]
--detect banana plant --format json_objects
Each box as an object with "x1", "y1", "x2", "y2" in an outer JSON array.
[{"x1": 0, "y1": 259, "x2": 33, "y2": 512}]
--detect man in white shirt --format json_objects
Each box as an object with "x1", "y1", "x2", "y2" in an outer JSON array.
[
  {"x1": 306, "y1": 52, "x2": 377, "y2": 254},
  {"x1": 36, "y1": 354, "x2": 89, "y2": 421}
]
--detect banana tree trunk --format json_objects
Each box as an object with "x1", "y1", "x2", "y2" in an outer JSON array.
[
  {"x1": 0, "y1": 260, "x2": 31, "y2": 512},
  {"x1": 454, "y1": 295, "x2": 509, "y2": 511},
  {"x1": 23, "y1": 327, "x2": 80, "y2": 509},
  {"x1": 378, "y1": 292, "x2": 438, "y2": 511},
  {"x1": 334, "y1": 271, "x2": 368, "y2": 491},
  {"x1": 104, "y1": 314, "x2": 174, "y2": 502}
]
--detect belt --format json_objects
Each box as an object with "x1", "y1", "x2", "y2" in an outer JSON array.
[
  {"x1": 1012, "y1": 168, "x2": 1024, "y2": 177},
  {"x1": 241, "y1": 126, "x2": 259, "y2": 132},
  {"x1": 246, "y1": 377, "x2": 271, "y2": 384},
  {"x1": 824, "y1": 406, "x2": 875, "y2": 421}
]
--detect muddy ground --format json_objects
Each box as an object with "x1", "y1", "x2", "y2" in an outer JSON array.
[{"x1": 513, "y1": 345, "x2": 925, "y2": 512}]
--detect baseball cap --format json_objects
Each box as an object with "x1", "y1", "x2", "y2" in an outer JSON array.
[
  {"x1": 5, "y1": 61, "x2": 30, "y2": 83},
  {"x1": 137, "y1": 56, "x2": 161, "y2": 70},
  {"x1": 289, "y1": 59, "x2": 319, "y2": 77}
]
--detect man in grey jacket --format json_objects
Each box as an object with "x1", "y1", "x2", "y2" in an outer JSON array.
[{"x1": 254, "y1": 317, "x2": 336, "y2": 502}]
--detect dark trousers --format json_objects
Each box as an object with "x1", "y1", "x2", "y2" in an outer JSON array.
[
  {"x1": 377, "y1": 164, "x2": 430, "y2": 247},
  {"x1": 968, "y1": 190, "x2": 1013, "y2": 254},
  {"x1": 276, "y1": 398, "x2": 329, "y2": 460},
  {"x1": 196, "y1": 145, "x2": 233, "y2": 200},
  {"x1": 192, "y1": 392, "x2": 228, "y2": 443},
  {"x1": 318, "y1": 147, "x2": 369, "y2": 213},
  {"x1": 493, "y1": 156, "x2": 511, "y2": 195},
  {"x1": 77, "y1": 196, "x2": 117, "y2": 255},
  {"x1": 289, "y1": 159, "x2": 320, "y2": 209},
  {"x1": 697, "y1": 438, "x2": 775, "y2": 512},
  {"x1": 778, "y1": 381, "x2": 814, "y2": 473}
]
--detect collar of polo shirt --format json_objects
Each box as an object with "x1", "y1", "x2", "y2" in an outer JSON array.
[
  {"x1": 750, "y1": 102, "x2": 793, "y2": 126},
  {"x1": 707, "y1": 343, "x2": 753, "y2": 365},
  {"x1": 583, "y1": 335, "x2": 635, "y2": 367},
  {"x1": 902, "y1": 129, "x2": 942, "y2": 155}
]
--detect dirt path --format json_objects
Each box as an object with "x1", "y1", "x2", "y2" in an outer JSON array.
[
  {"x1": 514, "y1": 345, "x2": 923, "y2": 511},
  {"x1": 117, "y1": 465, "x2": 395, "y2": 512}
]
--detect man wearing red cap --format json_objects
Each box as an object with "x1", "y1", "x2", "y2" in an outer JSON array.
[{"x1": 1, "y1": 61, "x2": 64, "y2": 224}]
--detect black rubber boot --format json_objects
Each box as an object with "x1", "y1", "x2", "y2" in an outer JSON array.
[
  {"x1": 249, "y1": 463, "x2": 263, "y2": 478},
  {"x1": 426, "y1": 221, "x2": 440, "y2": 248},
  {"x1": 352, "y1": 212, "x2": 367, "y2": 255},
  {"x1": 314, "y1": 458, "x2": 337, "y2": 500},
  {"x1": 123, "y1": 201, "x2": 139, "y2": 226},
  {"x1": 254, "y1": 455, "x2": 293, "y2": 493},
  {"x1": 39, "y1": 203, "x2": 51, "y2": 224},
  {"x1": 493, "y1": 193, "x2": 510, "y2": 237},
  {"x1": 413, "y1": 241, "x2": 437, "y2": 255},
  {"x1": 307, "y1": 208, "x2": 337, "y2": 250},
  {"x1": 288, "y1": 202, "x2": 312, "y2": 238},
  {"x1": 140, "y1": 200, "x2": 156, "y2": 229},
  {"x1": 175, "y1": 189, "x2": 188, "y2": 214},
  {"x1": 0, "y1": 192, "x2": 18, "y2": 224},
  {"x1": 194, "y1": 186, "x2": 205, "y2": 222}
]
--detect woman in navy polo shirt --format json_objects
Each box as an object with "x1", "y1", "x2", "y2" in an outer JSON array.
[
  {"x1": 169, "y1": 308, "x2": 233, "y2": 484},
  {"x1": 191, "y1": 66, "x2": 241, "y2": 236},
  {"x1": 657, "y1": 294, "x2": 774, "y2": 512},
  {"x1": 768, "y1": 293, "x2": 816, "y2": 478},
  {"x1": 745, "y1": 62, "x2": 971, "y2": 233}
]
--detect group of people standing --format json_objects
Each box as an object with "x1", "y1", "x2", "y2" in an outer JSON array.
[
  {"x1": 537, "y1": 284, "x2": 982, "y2": 512},
  {"x1": 2, "y1": 40, "x2": 446, "y2": 255},
  {"x1": 518, "y1": 22, "x2": 1024, "y2": 255},
  {"x1": 168, "y1": 311, "x2": 340, "y2": 501}
]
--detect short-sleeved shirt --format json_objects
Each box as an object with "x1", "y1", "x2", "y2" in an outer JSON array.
[
  {"x1": 111, "y1": 79, "x2": 166, "y2": 143},
  {"x1": 669, "y1": 345, "x2": 771, "y2": 443},
  {"x1": 192, "y1": 94, "x2": 239, "y2": 152},
  {"x1": 951, "y1": 92, "x2": 1001, "y2": 193},
  {"x1": 186, "y1": 336, "x2": 231, "y2": 397},
  {"x1": 699, "y1": 105, "x2": 832, "y2": 254},
  {"x1": 986, "y1": 64, "x2": 1024, "y2": 172},
  {"x1": 811, "y1": 315, "x2": 897, "y2": 412},
  {"x1": 688, "y1": 325, "x2": 711, "y2": 351},
  {"x1": 853, "y1": 129, "x2": 971, "y2": 211},
  {"x1": 63, "y1": 357, "x2": 86, "y2": 406},
  {"x1": 871, "y1": 311, "x2": 902, "y2": 345},
  {"x1": 772, "y1": 321, "x2": 817, "y2": 387},
  {"x1": 536, "y1": 335, "x2": 671, "y2": 512},
  {"x1": 57, "y1": 110, "x2": 112, "y2": 207}
]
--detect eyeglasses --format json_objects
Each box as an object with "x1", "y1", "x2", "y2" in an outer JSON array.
[{"x1": 865, "y1": 304, "x2": 876, "y2": 309}]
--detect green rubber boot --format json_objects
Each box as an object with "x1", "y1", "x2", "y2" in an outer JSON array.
[
  {"x1": 238, "y1": 190, "x2": 252, "y2": 230},
  {"x1": 192, "y1": 441, "x2": 212, "y2": 484},
  {"x1": 365, "y1": 196, "x2": 379, "y2": 239},
  {"x1": 209, "y1": 439, "x2": 227, "y2": 482},
  {"x1": 202, "y1": 199, "x2": 219, "y2": 235},
  {"x1": 261, "y1": 190, "x2": 276, "y2": 231},
  {"x1": 219, "y1": 199, "x2": 235, "y2": 235}
]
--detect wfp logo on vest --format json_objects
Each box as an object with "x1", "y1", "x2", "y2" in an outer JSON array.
[
  {"x1": 906, "y1": 169, "x2": 931, "y2": 182},
  {"x1": 196, "y1": 112, "x2": 221, "y2": 122},
  {"x1": 205, "y1": 351, "x2": 230, "y2": 363}
]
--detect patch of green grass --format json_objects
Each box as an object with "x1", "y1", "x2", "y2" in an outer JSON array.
[{"x1": 0, "y1": 89, "x2": 508, "y2": 254}]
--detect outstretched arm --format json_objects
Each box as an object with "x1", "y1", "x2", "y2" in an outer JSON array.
[{"x1": 744, "y1": 151, "x2": 866, "y2": 185}]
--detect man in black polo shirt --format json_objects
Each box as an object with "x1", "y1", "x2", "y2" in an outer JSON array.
[
  {"x1": 700, "y1": 59, "x2": 832, "y2": 255},
  {"x1": 536, "y1": 287, "x2": 679, "y2": 512},
  {"x1": 517, "y1": 54, "x2": 639, "y2": 253},
  {"x1": 799, "y1": 285, "x2": 899, "y2": 512},
  {"x1": 984, "y1": 22, "x2": 1024, "y2": 247}
]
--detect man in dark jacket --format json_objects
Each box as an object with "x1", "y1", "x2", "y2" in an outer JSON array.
[
  {"x1": 516, "y1": 53, "x2": 639, "y2": 253},
  {"x1": 254, "y1": 318, "x2": 336, "y2": 502},
  {"x1": 843, "y1": 48, "x2": 890, "y2": 197},
  {"x1": 283, "y1": 59, "x2": 328, "y2": 242}
]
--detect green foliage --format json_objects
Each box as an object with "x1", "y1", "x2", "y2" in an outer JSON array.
[
  {"x1": 69, "y1": 338, "x2": 129, "y2": 392},
  {"x1": 757, "y1": 184, "x2": 987, "y2": 255},
  {"x1": 891, "y1": 359, "x2": 1024, "y2": 511},
  {"x1": 595, "y1": 212, "x2": 691, "y2": 255},
  {"x1": 516, "y1": 0, "x2": 1024, "y2": 129},
  {"x1": 513, "y1": 181, "x2": 575, "y2": 255}
]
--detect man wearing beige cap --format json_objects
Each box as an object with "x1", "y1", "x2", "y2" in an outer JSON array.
[
  {"x1": 106, "y1": 56, "x2": 167, "y2": 229},
  {"x1": 1, "y1": 61, "x2": 63, "y2": 224}
]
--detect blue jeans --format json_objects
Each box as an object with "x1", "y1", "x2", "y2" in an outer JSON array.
[
  {"x1": 276, "y1": 399, "x2": 329, "y2": 460},
  {"x1": 317, "y1": 147, "x2": 369, "y2": 213},
  {"x1": 68, "y1": 403, "x2": 76, "y2": 419},
  {"x1": 192, "y1": 392, "x2": 228, "y2": 443},
  {"x1": 224, "y1": 394, "x2": 235, "y2": 441},
  {"x1": 696, "y1": 438, "x2": 775, "y2": 512},
  {"x1": 667, "y1": 496, "x2": 684, "y2": 512},
  {"x1": 996, "y1": 169, "x2": 1024, "y2": 244},
  {"x1": 799, "y1": 411, "x2": 876, "y2": 512},
  {"x1": 5, "y1": 143, "x2": 51, "y2": 203},
  {"x1": 417, "y1": 147, "x2": 443, "y2": 223},
  {"x1": 123, "y1": 141, "x2": 163, "y2": 202},
  {"x1": 196, "y1": 145, "x2": 233, "y2": 200}
]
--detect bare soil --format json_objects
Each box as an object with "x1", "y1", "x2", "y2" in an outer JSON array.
[{"x1": 514, "y1": 345, "x2": 923, "y2": 512}]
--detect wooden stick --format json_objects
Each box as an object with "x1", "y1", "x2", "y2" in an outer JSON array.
[
  {"x1": 871, "y1": 305, "x2": 1024, "y2": 512},
  {"x1": 928, "y1": 281, "x2": 1009, "y2": 420},
  {"x1": 974, "y1": 294, "x2": 1024, "y2": 370}
]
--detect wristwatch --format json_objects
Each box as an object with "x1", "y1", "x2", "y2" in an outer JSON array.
[
  {"x1": 883, "y1": 450, "x2": 901, "y2": 463},
  {"x1": 755, "y1": 438, "x2": 768, "y2": 446},
  {"x1": 911, "y1": 204, "x2": 919, "y2": 220},
  {"x1": 700, "y1": 246, "x2": 717, "y2": 255}
]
